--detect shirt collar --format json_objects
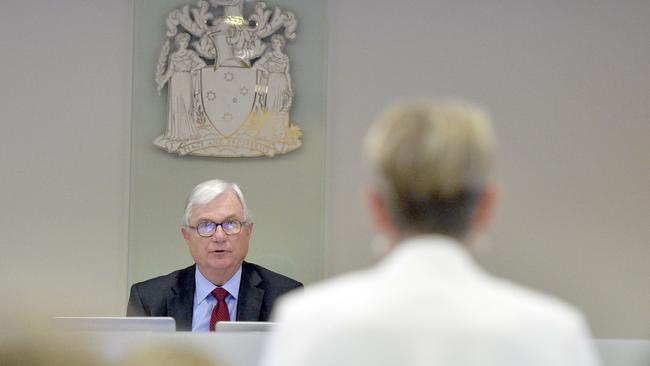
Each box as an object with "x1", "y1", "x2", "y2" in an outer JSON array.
[{"x1": 194, "y1": 265, "x2": 242, "y2": 305}]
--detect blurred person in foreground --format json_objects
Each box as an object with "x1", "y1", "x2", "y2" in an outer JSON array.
[
  {"x1": 0, "y1": 333, "x2": 222, "y2": 366},
  {"x1": 128, "y1": 179, "x2": 302, "y2": 331},
  {"x1": 117, "y1": 342, "x2": 222, "y2": 366},
  {"x1": 0, "y1": 333, "x2": 108, "y2": 366},
  {"x1": 260, "y1": 99, "x2": 600, "y2": 366}
]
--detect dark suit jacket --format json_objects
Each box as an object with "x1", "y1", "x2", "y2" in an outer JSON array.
[{"x1": 127, "y1": 261, "x2": 303, "y2": 331}]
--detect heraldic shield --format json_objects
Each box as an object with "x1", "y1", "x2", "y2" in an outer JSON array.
[
  {"x1": 153, "y1": 0, "x2": 302, "y2": 158},
  {"x1": 200, "y1": 66, "x2": 255, "y2": 138}
]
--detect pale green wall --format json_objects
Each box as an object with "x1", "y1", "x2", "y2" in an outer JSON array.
[{"x1": 128, "y1": 0, "x2": 327, "y2": 287}]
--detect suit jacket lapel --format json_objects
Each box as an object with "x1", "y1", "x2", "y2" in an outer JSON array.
[
  {"x1": 237, "y1": 262, "x2": 265, "y2": 321},
  {"x1": 167, "y1": 265, "x2": 195, "y2": 331}
]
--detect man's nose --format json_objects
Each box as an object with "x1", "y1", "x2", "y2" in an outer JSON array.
[{"x1": 211, "y1": 225, "x2": 227, "y2": 240}]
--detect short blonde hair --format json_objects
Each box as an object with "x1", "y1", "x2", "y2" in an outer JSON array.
[{"x1": 364, "y1": 98, "x2": 496, "y2": 237}]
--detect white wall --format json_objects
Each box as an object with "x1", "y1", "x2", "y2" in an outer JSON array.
[
  {"x1": 325, "y1": 0, "x2": 650, "y2": 338},
  {"x1": 0, "y1": 1, "x2": 132, "y2": 322}
]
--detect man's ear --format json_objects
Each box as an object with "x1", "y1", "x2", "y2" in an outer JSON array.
[
  {"x1": 473, "y1": 183, "x2": 499, "y2": 232},
  {"x1": 181, "y1": 226, "x2": 190, "y2": 241},
  {"x1": 365, "y1": 185, "x2": 395, "y2": 236}
]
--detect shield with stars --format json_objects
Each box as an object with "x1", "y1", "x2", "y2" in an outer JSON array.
[{"x1": 199, "y1": 66, "x2": 257, "y2": 137}]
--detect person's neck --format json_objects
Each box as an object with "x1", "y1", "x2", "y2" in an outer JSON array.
[{"x1": 395, "y1": 230, "x2": 467, "y2": 246}]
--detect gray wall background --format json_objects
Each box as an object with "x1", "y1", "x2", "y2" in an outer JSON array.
[
  {"x1": 0, "y1": 0, "x2": 648, "y2": 338},
  {"x1": 0, "y1": 1, "x2": 132, "y2": 320},
  {"x1": 325, "y1": 0, "x2": 650, "y2": 338}
]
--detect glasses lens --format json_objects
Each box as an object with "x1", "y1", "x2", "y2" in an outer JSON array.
[
  {"x1": 221, "y1": 220, "x2": 242, "y2": 235},
  {"x1": 197, "y1": 221, "x2": 217, "y2": 236}
]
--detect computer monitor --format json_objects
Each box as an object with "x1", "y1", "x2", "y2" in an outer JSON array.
[{"x1": 214, "y1": 321, "x2": 277, "y2": 332}]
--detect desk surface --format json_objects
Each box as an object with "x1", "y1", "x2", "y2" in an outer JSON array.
[
  {"x1": 84, "y1": 334, "x2": 650, "y2": 366},
  {"x1": 3, "y1": 331, "x2": 648, "y2": 366},
  {"x1": 91, "y1": 331, "x2": 269, "y2": 366}
]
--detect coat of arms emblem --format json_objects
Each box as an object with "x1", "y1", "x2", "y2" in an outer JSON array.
[{"x1": 154, "y1": 0, "x2": 301, "y2": 157}]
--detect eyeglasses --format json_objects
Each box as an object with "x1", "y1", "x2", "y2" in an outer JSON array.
[{"x1": 188, "y1": 219, "x2": 245, "y2": 237}]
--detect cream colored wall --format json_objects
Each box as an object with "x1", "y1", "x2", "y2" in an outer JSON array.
[
  {"x1": 325, "y1": 0, "x2": 650, "y2": 338},
  {"x1": 0, "y1": 1, "x2": 132, "y2": 319},
  {"x1": 127, "y1": 0, "x2": 327, "y2": 287}
]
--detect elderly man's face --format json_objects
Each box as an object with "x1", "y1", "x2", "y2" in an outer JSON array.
[{"x1": 182, "y1": 189, "x2": 252, "y2": 283}]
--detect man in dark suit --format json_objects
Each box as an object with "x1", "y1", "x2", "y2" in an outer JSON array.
[{"x1": 127, "y1": 179, "x2": 302, "y2": 331}]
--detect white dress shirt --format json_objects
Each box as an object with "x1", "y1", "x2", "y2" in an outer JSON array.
[{"x1": 260, "y1": 235, "x2": 600, "y2": 366}]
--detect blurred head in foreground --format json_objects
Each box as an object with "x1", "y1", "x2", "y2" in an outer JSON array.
[
  {"x1": 0, "y1": 333, "x2": 106, "y2": 366},
  {"x1": 364, "y1": 98, "x2": 497, "y2": 247},
  {"x1": 0, "y1": 334, "x2": 222, "y2": 366},
  {"x1": 117, "y1": 343, "x2": 222, "y2": 366}
]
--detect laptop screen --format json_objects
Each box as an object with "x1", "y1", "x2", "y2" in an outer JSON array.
[{"x1": 214, "y1": 321, "x2": 277, "y2": 332}]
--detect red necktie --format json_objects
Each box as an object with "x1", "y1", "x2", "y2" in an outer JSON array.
[{"x1": 209, "y1": 288, "x2": 230, "y2": 331}]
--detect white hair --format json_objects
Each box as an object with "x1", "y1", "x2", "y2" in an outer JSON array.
[{"x1": 182, "y1": 179, "x2": 252, "y2": 226}]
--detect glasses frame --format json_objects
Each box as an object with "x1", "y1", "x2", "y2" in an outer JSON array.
[{"x1": 187, "y1": 219, "x2": 246, "y2": 237}]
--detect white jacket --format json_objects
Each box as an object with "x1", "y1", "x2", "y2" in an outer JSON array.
[{"x1": 260, "y1": 235, "x2": 600, "y2": 366}]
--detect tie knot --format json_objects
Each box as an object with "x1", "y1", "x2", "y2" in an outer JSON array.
[{"x1": 212, "y1": 287, "x2": 229, "y2": 302}]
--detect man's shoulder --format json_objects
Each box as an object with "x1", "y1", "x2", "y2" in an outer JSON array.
[
  {"x1": 265, "y1": 269, "x2": 376, "y2": 333},
  {"x1": 276, "y1": 263, "x2": 587, "y2": 329},
  {"x1": 277, "y1": 268, "x2": 373, "y2": 313},
  {"x1": 243, "y1": 261, "x2": 303, "y2": 291},
  {"x1": 479, "y1": 274, "x2": 588, "y2": 330},
  {"x1": 131, "y1": 264, "x2": 195, "y2": 293}
]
